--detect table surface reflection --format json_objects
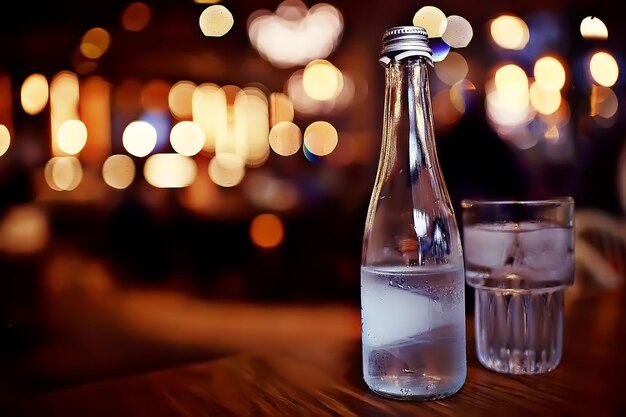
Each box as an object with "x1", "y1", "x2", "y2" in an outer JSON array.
[{"x1": 23, "y1": 286, "x2": 626, "y2": 417}]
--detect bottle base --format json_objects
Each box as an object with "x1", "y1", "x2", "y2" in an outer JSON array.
[{"x1": 364, "y1": 375, "x2": 464, "y2": 401}]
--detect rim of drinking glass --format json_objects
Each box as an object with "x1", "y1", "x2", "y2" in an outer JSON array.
[{"x1": 461, "y1": 196, "x2": 574, "y2": 208}]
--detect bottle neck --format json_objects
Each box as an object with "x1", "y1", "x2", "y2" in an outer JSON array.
[{"x1": 382, "y1": 56, "x2": 444, "y2": 195}]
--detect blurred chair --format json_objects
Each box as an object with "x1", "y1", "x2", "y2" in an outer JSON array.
[{"x1": 573, "y1": 209, "x2": 626, "y2": 296}]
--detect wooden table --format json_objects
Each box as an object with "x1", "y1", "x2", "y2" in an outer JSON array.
[{"x1": 23, "y1": 287, "x2": 626, "y2": 417}]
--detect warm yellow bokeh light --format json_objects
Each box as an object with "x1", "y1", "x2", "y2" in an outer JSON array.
[
  {"x1": 57, "y1": 119, "x2": 88, "y2": 155},
  {"x1": 495, "y1": 65, "x2": 528, "y2": 92},
  {"x1": 122, "y1": 121, "x2": 157, "y2": 157},
  {"x1": 169, "y1": 81, "x2": 196, "y2": 120},
  {"x1": 199, "y1": 5, "x2": 234, "y2": 37},
  {"x1": 121, "y1": 2, "x2": 152, "y2": 31},
  {"x1": 580, "y1": 16, "x2": 608, "y2": 40},
  {"x1": 494, "y1": 64, "x2": 529, "y2": 111},
  {"x1": 21, "y1": 74, "x2": 49, "y2": 115},
  {"x1": 302, "y1": 60, "x2": 343, "y2": 101},
  {"x1": 304, "y1": 121, "x2": 338, "y2": 156},
  {"x1": 269, "y1": 121, "x2": 302, "y2": 156},
  {"x1": 80, "y1": 28, "x2": 111, "y2": 59},
  {"x1": 192, "y1": 83, "x2": 226, "y2": 152},
  {"x1": 102, "y1": 154, "x2": 136, "y2": 190},
  {"x1": 412, "y1": 6, "x2": 447, "y2": 38},
  {"x1": 49, "y1": 71, "x2": 79, "y2": 156},
  {"x1": 144, "y1": 154, "x2": 197, "y2": 188},
  {"x1": 590, "y1": 51, "x2": 619, "y2": 87},
  {"x1": 269, "y1": 92, "x2": 294, "y2": 126},
  {"x1": 242, "y1": 86, "x2": 268, "y2": 104},
  {"x1": 442, "y1": 15, "x2": 473, "y2": 48},
  {"x1": 248, "y1": 2, "x2": 343, "y2": 68},
  {"x1": 435, "y1": 52, "x2": 468, "y2": 86},
  {"x1": 485, "y1": 80, "x2": 532, "y2": 127},
  {"x1": 0, "y1": 125, "x2": 10, "y2": 157},
  {"x1": 250, "y1": 213, "x2": 284, "y2": 249},
  {"x1": 170, "y1": 121, "x2": 205, "y2": 156},
  {"x1": 232, "y1": 89, "x2": 270, "y2": 166},
  {"x1": 0, "y1": 205, "x2": 49, "y2": 255},
  {"x1": 490, "y1": 15, "x2": 529, "y2": 50},
  {"x1": 591, "y1": 85, "x2": 619, "y2": 118},
  {"x1": 534, "y1": 56, "x2": 566, "y2": 92},
  {"x1": 45, "y1": 157, "x2": 83, "y2": 191},
  {"x1": 208, "y1": 153, "x2": 245, "y2": 187},
  {"x1": 529, "y1": 81, "x2": 561, "y2": 115}
]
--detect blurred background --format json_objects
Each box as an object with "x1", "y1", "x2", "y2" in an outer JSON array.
[{"x1": 1, "y1": 0, "x2": 625, "y2": 412}]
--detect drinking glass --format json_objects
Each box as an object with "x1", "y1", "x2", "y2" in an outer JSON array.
[{"x1": 461, "y1": 197, "x2": 575, "y2": 374}]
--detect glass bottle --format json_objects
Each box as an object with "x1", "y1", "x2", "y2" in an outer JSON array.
[{"x1": 360, "y1": 26, "x2": 466, "y2": 400}]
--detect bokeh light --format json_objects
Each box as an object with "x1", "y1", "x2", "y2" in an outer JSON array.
[
  {"x1": 80, "y1": 28, "x2": 111, "y2": 59},
  {"x1": 435, "y1": 52, "x2": 468, "y2": 85},
  {"x1": 122, "y1": 120, "x2": 157, "y2": 157},
  {"x1": 193, "y1": 83, "x2": 226, "y2": 152},
  {"x1": 57, "y1": 119, "x2": 88, "y2": 155},
  {"x1": 247, "y1": 1, "x2": 343, "y2": 68},
  {"x1": 250, "y1": 213, "x2": 284, "y2": 249},
  {"x1": 144, "y1": 153, "x2": 197, "y2": 188},
  {"x1": 589, "y1": 51, "x2": 619, "y2": 87},
  {"x1": 302, "y1": 59, "x2": 343, "y2": 101},
  {"x1": 199, "y1": 5, "x2": 234, "y2": 37},
  {"x1": 286, "y1": 69, "x2": 355, "y2": 115},
  {"x1": 537, "y1": 99, "x2": 570, "y2": 128},
  {"x1": 121, "y1": 2, "x2": 152, "y2": 32},
  {"x1": 580, "y1": 16, "x2": 608, "y2": 40},
  {"x1": 170, "y1": 121, "x2": 205, "y2": 156},
  {"x1": 233, "y1": 88, "x2": 271, "y2": 167},
  {"x1": 21, "y1": 74, "x2": 49, "y2": 115},
  {"x1": 0, "y1": 124, "x2": 10, "y2": 157},
  {"x1": 50, "y1": 71, "x2": 79, "y2": 156},
  {"x1": 534, "y1": 56, "x2": 566, "y2": 91},
  {"x1": 449, "y1": 79, "x2": 476, "y2": 113},
  {"x1": 269, "y1": 121, "x2": 302, "y2": 156},
  {"x1": 244, "y1": 172, "x2": 298, "y2": 211},
  {"x1": 412, "y1": 6, "x2": 447, "y2": 38},
  {"x1": 490, "y1": 15, "x2": 529, "y2": 50},
  {"x1": 303, "y1": 121, "x2": 338, "y2": 156},
  {"x1": 102, "y1": 154, "x2": 136, "y2": 189},
  {"x1": 0, "y1": 205, "x2": 49, "y2": 255},
  {"x1": 269, "y1": 92, "x2": 294, "y2": 126},
  {"x1": 529, "y1": 81, "x2": 561, "y2": 115},
  {"x1": 442, "y1": 15, "x2": 473, "y2": 48},
  {"x1": 432, "y1": 88, "x2": 462, "y2": 127},
  {"x1": 169, "y1": 81, "x2": 196, "y2": 119},
  {"x1": 45, "y1": 156, "x2": 83, "y2": 191},
  {"x1": 72, "y1": 51, "x2": 98, "y2": 76},
  {"x1": 494, "y1": 64, "x2": 529, "y2": 112},
  {"x1": 485, "y1": 79, "x2": 532, "y2": 127},
  {"x1": 208, "y1": 153, "x2": 245, "y2": 187},
  {"x1": 591, "y1": 85, "x2": 619, "y2": 119}
]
